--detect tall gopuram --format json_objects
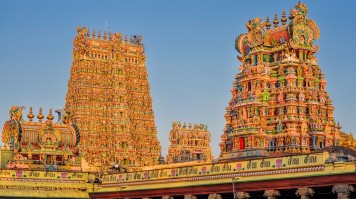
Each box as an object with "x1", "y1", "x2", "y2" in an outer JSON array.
[
  {"x1": 219, "y1": 2, "x2": 342, "y2": 159},
  {"x1": 166, "y1": 122, "x2": 213, "y2": 163},
  {"x1": 65, "y1": 27, "x2": 161, "y2": 169}
]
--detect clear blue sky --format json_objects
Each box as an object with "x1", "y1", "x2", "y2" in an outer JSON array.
[{"x1": 1, "y1": 1, "x2": 356, "y2": 158}]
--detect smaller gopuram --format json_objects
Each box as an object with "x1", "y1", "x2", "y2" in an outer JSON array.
[
  {"x1": 166, "y1": 122, "x2": 213, "y2": 163},
  {"x1": 0, "y1": 106, "x2": 80, "y2": 170}
]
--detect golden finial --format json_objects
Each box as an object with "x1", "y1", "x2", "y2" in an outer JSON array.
[
  {"x1": 98, "y1": 30, "x2": 101, "y2": 39},
  {"x1": 47, "y1": 108, "x2": 54, "y2": 121},
  {"x1": 27, "y1": 107, "x2": 34, "y2": 122},
  {"x1": 266, "y1": 16, "x2": 271, "y2": 30},
  {"x1": 273, "y1": 14, "x2": 279, "y2": 27},
  {"x1": 281, "y1": 11, "x2": 287, "y2": 25},
  {"x1": 86, "y1": 29, "x2": 90, "y2": 37},
  {"x1": 117, "y1": 33, "x2": 122, "y2": 41},
  {"x1": 124, "y1": 35, "x2": 128, "y2": 43},
  {"x1": 103, "y1": 31, "x2": 107, "y2": 40},
  {"x1": 130, "y1": 35, "x2": 133, "y2": 44},
  {"x1": 138, "y1": 35, "x2": 142, "y2": 45},
  {"x1": 289, "y1": 9, "x2": 294, "y2": 20},
  {"x1": 37, "y1": 107, "x2": 44, "y2": 122},
  {"x1": 92, "y1": 29, "x2": 96, "y2": 38}
]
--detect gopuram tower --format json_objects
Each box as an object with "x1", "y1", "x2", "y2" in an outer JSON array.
[
  {"x1": 219, "y1": 2, "x2": 342, "y2": 160},
  {"x1": 65, "y1": 27, "x2": 161, "y2": 169}
]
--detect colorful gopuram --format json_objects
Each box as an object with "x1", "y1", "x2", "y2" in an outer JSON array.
[
  {"x1": 166, "y1": 122, "x2": 213, "y2": 163},
  {"x1": 219, "y1": 2, "x2": 342, "y2": 159},
  {"x1": 65, "y1": 27, "x2": 161, "y2": 169},
  {"x1": 1, "y1": 106, "x2": 80, "y2": 170}
]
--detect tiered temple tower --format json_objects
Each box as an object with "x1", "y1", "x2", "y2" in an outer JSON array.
[
  {"x1": 166, "y1": 122, "x2": 213, "y2": 163},
  {"x1": 219, "y1": 2, "x2": 342, "y2": 159},
  {"x1": 65, "y1": 27, "x2": 161, "y2": 169}
]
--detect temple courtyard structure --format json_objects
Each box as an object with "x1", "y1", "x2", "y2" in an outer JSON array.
[{"x1": 0, "y1": 2, "x2": 356, "y2": 199}]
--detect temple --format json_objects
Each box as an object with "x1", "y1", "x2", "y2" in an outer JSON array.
[
  {"x1": 219, "y1": 2, "x2": 342, "y2": 160},
  {"x1": 166, "y1": 122, "x2": 213, "y2": 163},
  {"x1": 65, "y1": 28, "x2": 161, "y2": 169},
  {"x1": 0, "y1": 2, "x2": 356, "y2": 199}
]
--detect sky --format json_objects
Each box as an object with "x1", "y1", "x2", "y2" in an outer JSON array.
[{"x1": 1, "y1": 1, "x2": 356, "y2": 158}]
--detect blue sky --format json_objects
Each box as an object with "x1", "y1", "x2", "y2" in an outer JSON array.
[{"x1": 1, "y1": 1, "x2": 356, "y2": 158}]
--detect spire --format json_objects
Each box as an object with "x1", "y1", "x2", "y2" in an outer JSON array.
[
  {"x1": 266, "y1": 16, "x2": 271, "y2": 30},
  {"x1": 47, "y1": 108, "x2": 54, "y2": 121},
  {"x1": 289, "y1": 9, "x2": 294, "y2": 20},
  {"x1": 37, "y1": 107, "x2": 44, "y2": 122},
  {"x1": 92, "y1": 29, "x2": 96, "y2": 38},
  {"x1": 103, "y1": 31, "x2": 107, "y2": 40},
  {"x1": 86, "y1": 29, "x2": 90, "y2": 37},
  {"x1": 98, "y1": 30, "x2": 101, "y2": 39},
  {"x1": 273, "y1": 14, "x2": 279, "y2": 27},
  {"x1": 130, "y1": 35, "x2": 133, "y2": 44},
  {"x1": 27, "y1": 107, "x2": 34, "y2": 122},
  {"x1": 281, "y1": 11, "x2": 287, "y2": 25},
  {"x1": 124, "y1": 35, "x2": 128, "y2": 43}
]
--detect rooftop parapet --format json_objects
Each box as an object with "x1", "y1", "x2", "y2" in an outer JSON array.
[{"x1": 76, "y1": 26, "x2": 143, "y2": 45}]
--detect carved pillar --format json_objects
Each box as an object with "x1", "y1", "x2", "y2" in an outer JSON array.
[
  {"x1": 264, "y1": 190, "x2": 280, "y2": 199},
  {"x1": 296, "y1": 187, "x2": 315, "y2": 199},
  {"x1": 236, "y1": 191, "x2": 250, "y2": 199},
  {"x1": 184, "y1": 195, "x2": 197, "y2": 199},
  {"x1": 162, "y1": 196, "x2": 173, "y2": 199},
  {"x1": 208, "y1": 193, "x2": 222, "y2": 199},
  {"x1": 332, "y1": 184, "x2": 355, "y2": 199}
]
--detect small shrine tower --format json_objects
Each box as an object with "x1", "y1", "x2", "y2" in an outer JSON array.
[
  {"x1": 166, "y1": 122, "x2": 213, "y2": 163},
  {"x1": 1, "y1": 106, "x2": 80, "y2": 170}
]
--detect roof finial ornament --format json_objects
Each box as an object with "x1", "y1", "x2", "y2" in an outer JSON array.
[
  {"x1": 47, "y1": 108, "x2": 54, "y2": 121},
  {"x1": 92, "y1": 29, "x2": 96, "y2": 38},
  {"x1": 103, "y1": 31, "x2": 107, "y2": 40},
  {"x1": 289, "y1": 9, "x2": 294, "y2": 20},
  {"x1": 86, "y1": 29, "x2": 90, "y2": 37},
  {"x1": 273, "y1": 14, "x2": 279, "y2": 27},
  {"x1": 266, "y1": 16, "x2": 271, "y2": 30},
  {"x1": 37, "y1": 107, "x2": 44, "y2": 123},
  {"x1": 98, "y1": 30, "x2": 101, "y2": 39},
  {"x1": 27, "y1": 107, "x2": 34, "y2": 122},
  {"x1": 130, "y1": 35, "x2": 133, "y2": 44},
  {"x1": 281, "y1": 11, "x2": 287, "y2": 25},
  {"x1": 124, "y1": 35, "x2": 128, "y2": 43}
]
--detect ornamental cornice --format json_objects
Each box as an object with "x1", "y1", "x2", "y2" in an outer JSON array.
[{"x1": 101, "y1": 165, "x2": 324, "y2": 188}]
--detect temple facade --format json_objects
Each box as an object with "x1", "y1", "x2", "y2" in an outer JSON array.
[
  {"x1": 166, "y1": 122, "x2": 213, "y2": 163},
  {"x1": 219, "y1": 2, "x2": 342, "y2": 160},
  {"x1": 0, "y1": 2, "x2": 356, "y2": 199},
  {"x1": 65, "y1": 28, "x2": 161, "y2": 169}
]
